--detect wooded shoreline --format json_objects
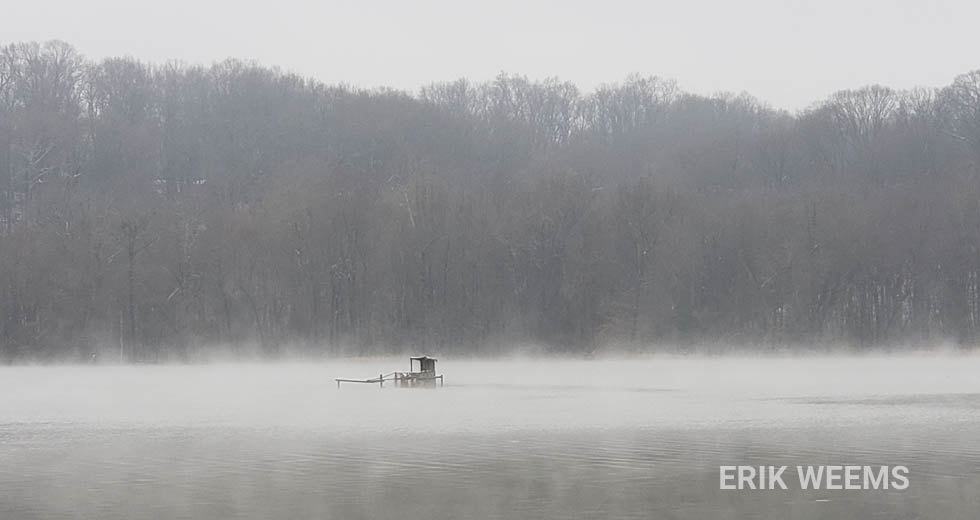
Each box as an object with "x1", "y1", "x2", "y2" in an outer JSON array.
[{"x1": 3, "y1": 41, "x2": 980, "y2": 360}]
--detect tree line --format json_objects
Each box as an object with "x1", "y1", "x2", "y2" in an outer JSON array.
[{"x1": 3, "y1": 40, "x2": 980, "y2": 360}]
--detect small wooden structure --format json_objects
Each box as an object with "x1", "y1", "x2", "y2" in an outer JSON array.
[{"x1": 336, "y1": 356, "x2": 444, "y2": 388}]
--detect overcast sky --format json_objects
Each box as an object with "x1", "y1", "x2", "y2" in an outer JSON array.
[{"x1": 3, "y1": 0, "x2": 979, "y2": 111}]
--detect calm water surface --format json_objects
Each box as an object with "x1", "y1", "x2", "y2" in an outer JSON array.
[{"x1": 1, "y1": 355, "x2": 979, "y2": 519}]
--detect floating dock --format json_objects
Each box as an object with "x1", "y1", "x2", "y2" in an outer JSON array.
[{"x1": 336, "y1": 356, "x2": 444, "y2": 388}]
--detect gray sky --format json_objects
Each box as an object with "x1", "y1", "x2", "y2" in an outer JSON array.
[{"x1": 4, "y1": 0, "x2": 979, "y2": 111}]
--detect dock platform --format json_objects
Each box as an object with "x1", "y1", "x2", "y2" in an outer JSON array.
[{"x1": 336, "y1": 357, "x2": 444, "y2": 388}]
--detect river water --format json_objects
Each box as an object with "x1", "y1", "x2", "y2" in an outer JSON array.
[{"x1": 1, "y1": 355, "x2": 978, "y2": 519}]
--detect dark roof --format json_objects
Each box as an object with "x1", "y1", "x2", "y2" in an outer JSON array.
[{"x1": 410, "y1": 356, "x2": 437, "y2": 361}]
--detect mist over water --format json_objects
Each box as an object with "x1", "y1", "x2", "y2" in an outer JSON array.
[
  {"x1": 2, "y1": 354, "x2": 979, "y2": 519},
  {"x1": 5, "y1": 2, "x2": 980, "y2": 516}
]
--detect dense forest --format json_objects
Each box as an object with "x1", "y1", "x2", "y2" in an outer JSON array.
[{"x1": 2, "y1": 41, "x2": 980, "y2": 360}]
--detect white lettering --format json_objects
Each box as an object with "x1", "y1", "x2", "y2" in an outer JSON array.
[
  {"x1": 720, "y1": 466, "x2": 737, "y2": 490},
  {"x1": 797, "y1": 466, "x2": 824, "y2": 489},
  {"x1": 844, "y1": 465, "x2": 861, "y2": 490},
  {"x1": 891, "y1": 466, "x2": 910, "y2": 490},
  {"x1": 825, "y1": 465, "x2": 843, "y2": 490},
  {"x1": 863, "y1": 466, "x2": 888, "y2": 490},
  {"x1": 738, "y1": 466, "x2": 757, "y2": 490},
  {"x1": 769, "y1": 465, "x2": 788, "y2": 490}
]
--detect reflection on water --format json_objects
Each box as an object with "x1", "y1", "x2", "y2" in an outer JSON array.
[{"x1": 1, "y1": 355, "x2": 979, "y2": 519}]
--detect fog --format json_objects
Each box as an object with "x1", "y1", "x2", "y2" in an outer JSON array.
[
  {"x1": 5, "y1": 42, "x2": 980, "y2": 361},
  {"x1": 4, "y1": 8, "x2": 980, "y2": 516},
  {"x1": 4, "y1": 354, "x2": 979, "y2": 431},
  {"x1": 2, "y1": 355, "x2": 979, "y2": 518}
]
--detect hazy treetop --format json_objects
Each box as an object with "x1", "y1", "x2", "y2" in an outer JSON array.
[{"x1": 3, "y1": 0, "x2": 978, "y2": 111}]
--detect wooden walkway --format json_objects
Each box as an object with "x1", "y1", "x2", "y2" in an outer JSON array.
[{"x1": 336, "y1": 371, "x2": 444, "y2": 388}]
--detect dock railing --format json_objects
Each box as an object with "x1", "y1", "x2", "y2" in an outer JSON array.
[{"x1": 336, "y1": 371, "x2": 444, "y2": 388}]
